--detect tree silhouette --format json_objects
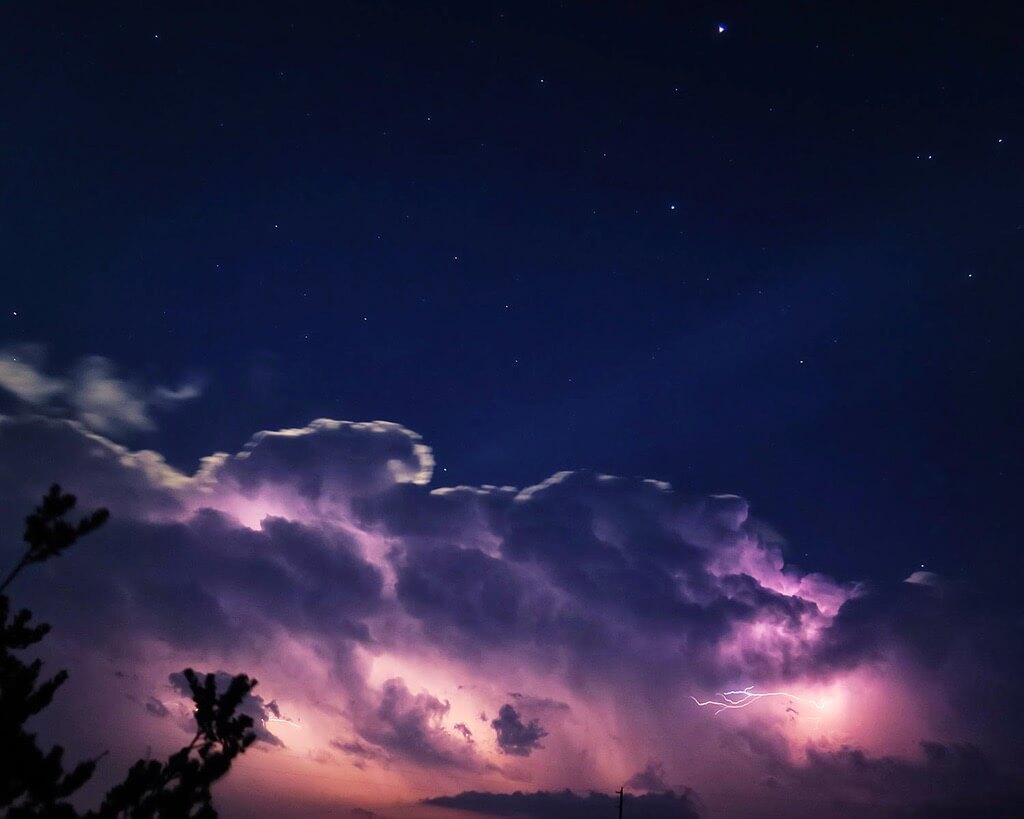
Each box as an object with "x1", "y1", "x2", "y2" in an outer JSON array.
[{"x1": 1, "y1": 486, "x2": 257, "y2": 819}]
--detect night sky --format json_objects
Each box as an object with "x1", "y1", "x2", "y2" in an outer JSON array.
[{"x1": 2, "y1": 4, "x2": 1023, "y2": 818}]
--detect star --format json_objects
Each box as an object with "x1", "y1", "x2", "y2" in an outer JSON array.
[{"x1": 717, "y1": 24, "x2": 727, "y2": 34}]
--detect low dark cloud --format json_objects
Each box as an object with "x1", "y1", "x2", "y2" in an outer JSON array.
[
  {"x1": 490, "y1": 704, "x2": 547, "y2": 757},
  {"x1": 791, "y1": 741, "x2": 1021, "y2": 813},
  {"x1": 888, "y1": 795, "x2": 1024, "y2": 819},
  {"x1": 507, "y1": 692, "x2": 570, "y2": 712},
  {"x1": 626, "y1": 759, "x2": 667, "y2": 791},
  {"x1": 330, "y1": 739, "x2": 388, "y2": 770},
  {"x1": 423, "y1": 789, "x2": 700, "y2": 819},
  {"x1": 727, "y1": 725, "x2": 1024, "y2": 818}
]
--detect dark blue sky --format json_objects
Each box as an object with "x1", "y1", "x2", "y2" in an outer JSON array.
[{"x1": 2, "y1": 2, "x2": 1021, "y2": 589}]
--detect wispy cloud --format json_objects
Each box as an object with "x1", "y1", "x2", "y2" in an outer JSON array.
[{"x1": 0, "y1": 344, "x2": 200, "y2": 435}]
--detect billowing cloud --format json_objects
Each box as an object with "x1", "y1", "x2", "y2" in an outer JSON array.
[
  {"x1": 350, "y1": 678, "x2": 481, "y2": 770},
  {"x1": 227, "y1": 418, "x2": 432, "y2": 489},
  {"x1": 1, "y1": 408, "x2": 1021, "y2": 818}
]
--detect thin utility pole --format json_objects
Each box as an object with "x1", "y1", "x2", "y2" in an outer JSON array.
[{"x1": 617, "y1": 786, "x2": 624, "y2": 819}]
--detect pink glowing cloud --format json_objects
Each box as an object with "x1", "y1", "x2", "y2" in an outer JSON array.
[{"x1": 0, "y1": 412, "x2": 1020, "y2": 818}]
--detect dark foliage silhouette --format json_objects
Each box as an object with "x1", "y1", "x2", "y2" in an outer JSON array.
[{"x1": 0, "y1": 485, "x2": 257, "y2": 818}]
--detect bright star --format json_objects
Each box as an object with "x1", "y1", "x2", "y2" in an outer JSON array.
[{"x1": 717, "y1": 24, "x2": 727, "y2": 34}]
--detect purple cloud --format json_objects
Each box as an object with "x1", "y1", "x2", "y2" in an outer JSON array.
[{"x1": 1, "y1": 409, "x2": 1021, "y2": 817}]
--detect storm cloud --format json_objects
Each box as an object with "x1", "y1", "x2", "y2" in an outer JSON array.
[{"x1": 1, "y1": 412, "x2": 1021, "y2": 817}]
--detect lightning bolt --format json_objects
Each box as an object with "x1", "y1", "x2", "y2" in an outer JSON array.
[
  {"x1": 263, "y1": 717, "x2": 301, "y2": 729},
  {"x1": 691, "y1": 685, "x2": 824, "y2": 716}
]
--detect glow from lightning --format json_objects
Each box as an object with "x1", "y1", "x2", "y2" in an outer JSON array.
[{"x1": 691, "y1": 685, "x2": 825, "y2": 716}]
